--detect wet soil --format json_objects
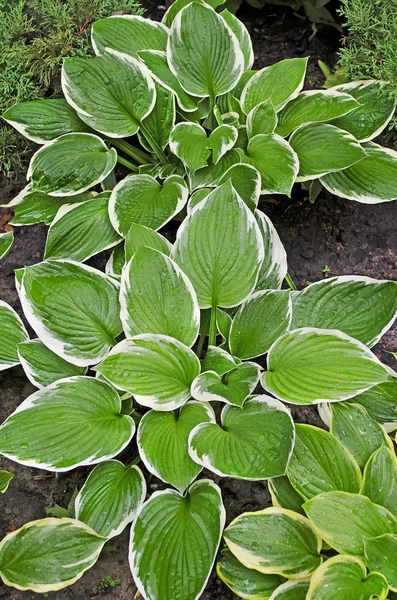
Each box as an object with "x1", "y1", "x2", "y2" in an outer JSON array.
[{"x1": 0, "y1": 2, "x2": 396, "y2": 599}]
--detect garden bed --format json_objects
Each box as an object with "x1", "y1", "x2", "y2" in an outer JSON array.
[{"x1": 0, "y1": 2, "x2": 396, "y2": 599}]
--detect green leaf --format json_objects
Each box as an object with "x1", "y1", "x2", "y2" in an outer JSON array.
[
  {"x1": 172, "y1": 181, "x2": 263, "y2": 308},
  {"x1": 353, "y1": 379, "x2": 397, "y2": 431},
  {"x1": 0, "y1": 300, "x2": 28, "y2": 370},
  {"x1": 270, "y1": 580, "x2": 310, "y2": 600},
  {"x1": 201, "y1": 346, "x2": 237, "y2": 376},
  {"x1": 167, "y1": 2, "x2": 244, "y2": 98},
  {"x1": 91, "y1": 15, "x2": 168, "y2": 58},
  {"x1": 188, "y1": 396, "x2": 295, "y2": 479},
  {"x1": 0, "y1": 231, "x2": 13, "y2": 260},
  {"x1": 328, "y1": 402, "x2": 390, "y2": 469},
  {"x1": 44, "y1": 194, "x2": 121, "y2": 262},
  {"x1": 247, "y1": 100, "x2": 278, "y2": 138},
  {"x1": 162, "y1": 0, "x2": 227, "y2": 28},
  {"x1": 169, "y1": 122, "x2": 238, "y2": 171},
  {"x1": 141, "y1": 82, "x2": 175, "y2": 150},
  {"x1": 187, "y1": 188, "x2": 212, "y2": 212},
  {"x1": 18, "y1": 339, "x2": 86, "y2": 388},
  {"x1": 332, "y1": 80, "x2": 397, "y2": 142},
  {"x1": 75, "y1": 461, "x2": 146, "y2": 539},
  {"x1": 62, "y1": 51, "x2": 155, "y2": 137},
  {"x1": 262, "y1": 328, "x2": 389, "y2": 405},
  {"x1": 124, "y1": 223, "x2": 171, "y2": 262},
  {"x1": 218, "y1": 163, "x2": 261, "y2": 211},
  {"x1": 241, "y1": 58, "x2": 308, "y2": 114},
  {"x1": 255, "y1": 211, "x2": 288, "y2": 290},
  {"x1": 189, "y1": 149, "x2": 241, "y2": 190},
  {"x1": 217, "y1": 548, "x2": 284, "y2": 600},
  {"x1": 130, "y1": 480, "x2": 225, "y2": 600},
  {"x1": 0, "y1": 471, "x2": 13, "y2": 494},
  {"x1": 229, "y1": 290, "x2": 292, "y2": 359},
  {"x1": 137, "y1": 50, "x2": 198, "y2": 113},
  {"x1": 268, "y1": 476, "x2": 305, "y2": 516},
  {"x1": 304, "y1": 491, "x2": 397, "y2": 557},
  {"x1": 276, "y1": 90, "x2": 359, "y2": 137},
  {"x1": 224, "y1": 507, "x2": 322, "y2": 578},
  {"x1": 137, "y1": 401, "x2": 214, "y2": 492},
  {"x1": 109, "y1": 174, "x2": 188, "y2": 235},
  {"x1": 0, "y1": 376, "x2": 134, "y2": 471},
  {"x1": 0, "y1": 518, "x2": 105, "y2": 593},
  {"x1": 243, "y1": 134, "x2": 299, "y2": 195},
  {"x1": 361, "y1": 445, "x2": 397, "y2": 517},
  {"x1": 289, "y1": 124, "x2": 366, "y2": 181},
  {"x1": 28, "y1": 133, "x2": 117, "y2": 196},
  {"x1": 220, "y1": 9, "x2": 254, "y2": 71},
  {"x1": 106, "y1": 243, "x2": 125, "y2": 280},
  {"x1": 307, "y1": 555, "x2": 388, "y2": 600},
  {"x1": 191, "y1": 362, "x2": 261, "y2": 407},
  {"x1": 321, "y1": 142, "x2": 397, "y2": 204},
  {"x1": 291, "y1": 276, "x2": 397, "y2": 348},
  {"x1": 120, "y1": 246, "x2": 199, "y2": 347},
  {"x1": 21, "y1": 260, "x2": 122, "y2": 366},
  {"x1": 3, "y1": 99, "x2": 90, "y2": 143},
  {"x1": 96, "y1": 335, "x2": 200, "y2": 410},
  {"x1": 286, "y1": 424, "x2": 362, "y2": 500},
  {"x1": 364, "y1": 534, "x2": 397, "y2": 592}
]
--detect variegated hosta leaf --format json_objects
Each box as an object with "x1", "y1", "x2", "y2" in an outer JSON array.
[
  {"x1": 124, "y1": 223, "x2": 171, "y2": 262},
  {"x1": 137, "y1": 50, "x2": 198, "y2": 113},
  {"x1": 220, "y1": 9, "x2": 254, "y2": 71},
  {"x1": 328, "y1": 401, "x2": 390, "y2": 469},
  {"x1": 20, "y1": 260, "x2": 121, "y2": 366},
  {"x1": 224, "y1": 507, "x2": 322, "y2": 578},
  {"x1": 0, "y1": 300, "x2": 28, "y2": 371},
  {"x1": 270, "y1": 580, "x2": 310, "y2": 599},
  {"x1": 255, "y1": 211, "x2": 288, "y2": 291},
  {"x1": 120, "y1": 246, "x2": 199, "y2": 346},
  {"x1": 162, "y1": 0, "x2": 227, "y2": 28},
  {"x1": 3, "y1": 98, "x2": 90, "y2": 143},
  {"x1": 169, "y1": 122, "x2": 238, "y2": 171},
  {"x1": 246, "y1": 99, "x2": 278, "y2": 138},
  {"x1": 241, "y1": 57, "x2": 308, "y2": 114},
  {"x1": 364, "y1": 534, "x2": 397, "y2": 592},
  {"x1": 0, "y1": 232, "x2": 14, "y2": 260},
  {"x1": 0, "y1": 518, "x2": 105, "y2": 593},
  {"x1": 262, "y1": 328, "x2": 390, "y2": 405},
  {"x1": 332, "y1": 80, "x2": 397, "y2": 142},
  {"x1": 291, "y1": 276, "x2": 397, "y2": 348},
  {"x1": 229, "y1": 290, "x2": 292, "y2": 359},
  {"x1": 106, "y1": 243, "x2": 125, "y2": 280},
  {"x1": 141, "y1": 82, "x2": 175, "y2": 150},
  {"x1": 351, "y1": 379, "x2": 397, "y2": 432},
  {"x1": 28, "y1": 133, "x2": 117, "y2": 196},
  {"x1": 167, "y1": 2, "x2": 244, "y2": 98},
  {"x1": 62, "y1": 50, "x2": 155, "y2": 138},
  {"x1": 242, "y1": 134, "x2": 299, "y2": 195},
  {"x1": 129, "y1": 480, "x2": 225, "y2": 600},
  {"x1": 75, "y1": 460, "x2": 146, "y2": 539},
  {"x1": 268, "y1": 476, "x2": 305, "y2": 516},
  {"x1": 289, "y1": 123, "x2": 366, "y2": 182},
  {"x1": 191, "y1": 362, "x2": 261, "y2": 407},
  {"x1": 321, "y1": 142, "x2": 397, "y2": 204},
  {"x1": 361, "y1": 445, "x2": 397, "y2": 517},
  {"x1": 0, "y1": 377, "x2": 135, "y2": 471},
  {"x1": 0, "y1": 470, "x2": 13, "y2": 494},
  {"x1": 172, "y1": 181, "x2": 263, "y2": 308},
  {"x1": 304, "y1": 491, "x2": 397, "y2": 557},
  {"x1": 18, "y1": 339, "x2": 86, "y2": 388},
  {"x1": 44, "y1": 193, "x2": 121, "y2": 262},
  {"x1": 307, "y1": 555, "x2": 388, "y2": 600},
  {"x1": 218, "y1": 163, "x2": 261, "y2": 211},
  {"x1": 217, "y1": 548, "x2": 284, "y2": 600},
  {"x1": 189, "y1": 149, "x2": 241, "y2": 190},
  {"x1": 188, "y1": 396, "x2": 295, "y2": 479},
  {"x1": 96, "y1": 335, "x2": 200, "y2": 411},
  {"x1": 276, "y1": 89, "x2": 359, "y2": 137},
  {"x1": 109, "y1": 174, "x2": 188, "y2": 236},
  {"x1": 138, "y1": 401, "x2": 214, "y2": 492},
  {"x1": 201, "y1": 346, "x2": 237, "y2": 376},
  {"x1": 91, "y1": 15, "x2": 168, "y2": 57},
  {"x1": 286, "y1": 424, "x2": 362, "y2": 500}
]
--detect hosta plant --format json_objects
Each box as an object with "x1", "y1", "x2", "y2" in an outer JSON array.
[
  {"x1": 0, "y1": 178, "x2": 397, "y2": 597},
  {"x1": 2, "y1": 0, "x2": 397, "y2": 266}
]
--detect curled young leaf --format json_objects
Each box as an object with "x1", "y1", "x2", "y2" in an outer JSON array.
[{"x1": 0, "y1": 300, "x2": 28, "y2": 371}]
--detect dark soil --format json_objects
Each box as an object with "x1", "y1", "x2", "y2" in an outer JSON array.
[{"x1": 0, "y1": 2, "x2": 396, "y2": 599}]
